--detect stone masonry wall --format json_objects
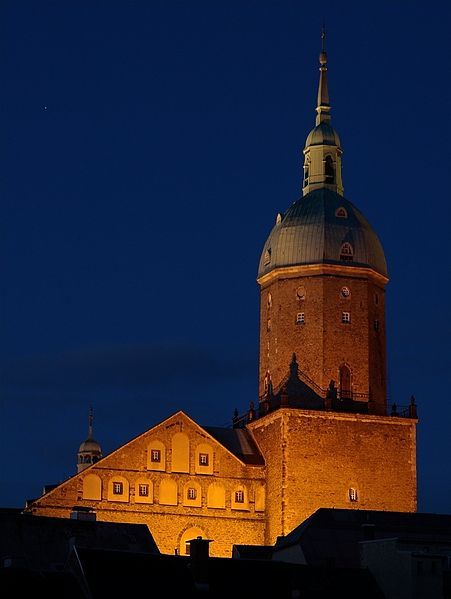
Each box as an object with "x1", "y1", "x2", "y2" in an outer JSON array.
[
  {"x1": 250, "y1": 408, "x2": 417, "y2": 545},
  {"x1": 259, "y1": 270, "x2": 387, "y2": 411}
]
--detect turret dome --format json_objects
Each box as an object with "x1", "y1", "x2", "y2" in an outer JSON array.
[
  {"x1": 78, "y1": 437, "x2": 102, "y2": 454},
  {"x1": 305, "y1": 122, "x2": 341, "y2": 148},
  {"x1": 258, "y1": 188, "x2": 387, "y2": 279}
]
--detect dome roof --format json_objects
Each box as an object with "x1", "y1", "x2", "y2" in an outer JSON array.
[
  {"x1": 258, "y1": 188, "x2": 387, "y2": 278},
  {"x1": 305, "y1": 122, "x2": 341, "y2": 148},
  {"x1": 78, "y1": 437, "x2": 102, "y2": 454}
]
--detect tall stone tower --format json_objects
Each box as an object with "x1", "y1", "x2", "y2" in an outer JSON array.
[
  {"x1": 257, "y1": 35, "x2": 387, "y2": 415},
  {"x1": 249, "y1": 35, "x2": 417, "y2": 545}
]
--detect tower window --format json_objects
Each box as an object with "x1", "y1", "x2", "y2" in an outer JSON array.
[
  {"x1": 138, "y1": 484, "x2": 149, "y2": 497},
  {"x1": 113, "y1": 482, "x2": 123, "y2": 495},
  {"x1": 349, "y1": 488, "x2": 358, "y2": 502},
  {"x1": 374, "y1": 293, "x2": 379, "y2": 305},
  {"x1": 187, "y1": 488, "x2": 197, "y2": 500},
  {"x1": 374, "y1": 319, "x2": 380, "y2": 331},
  {"x1": 335, "y1": 206, "x2": 348, "y2": 218},
  {"x1": 342, "y1": 311, "x2": 351, "y2": 324},
  {"x1": 303, "y1": 167, "x2": 309, "y2": 187},
  {"x1": 264, "y1": 248, "x2": 271, "y2": 266},
  {"x1": 151, "y1": 449, "x2": 161, "y2": 463},
  {"x1": 199, "y1": 453, "x2": 209, "y2": 466},
  {"x1": 325, "y1": 155, "x2": 335, "y2": 183},
  {"x1": 296, "y1": 312, "x2": 305, "y2": 325},
  {"x1": 340, "y1": 243, "x2": 354, "y2": 261},
  {"x1": 267, "y1": 292, "x2": 272, "y2": 309},
  {"x1": 235, "y1": 490, "x2": 244, "y2": 503}
]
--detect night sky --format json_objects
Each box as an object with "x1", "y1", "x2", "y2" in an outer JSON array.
[{"x1": 1, "y1": 1, "x2": 450, "y2": 514}]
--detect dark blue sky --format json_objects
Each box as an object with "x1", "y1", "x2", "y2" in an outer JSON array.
[{"x1": 1, "y1": 1, "x2": 450, "y2": 513}]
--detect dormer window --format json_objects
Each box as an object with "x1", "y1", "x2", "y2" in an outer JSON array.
[
  {"x1": 264, "y1": 248, "x2": 271, "y2": 266},
  {"x1": 325, "y1": 155, "x2": 335, "y2": 184},
  {"x1": 340, "y1": 242, "x2": 354, "y2": 261},
  {"x1": 335, "y1": 207, "x2": 348, "y2": 218}
]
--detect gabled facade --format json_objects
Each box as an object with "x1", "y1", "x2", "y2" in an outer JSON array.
[{"x1": 29, "y1": 411, "x2": 267, "y2": 557}]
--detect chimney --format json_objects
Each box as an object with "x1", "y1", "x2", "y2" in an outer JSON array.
[{"x1": 188, "y1": 537, "x2": 212, "y2": 587}]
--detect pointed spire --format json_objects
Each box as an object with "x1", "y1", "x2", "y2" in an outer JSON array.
[
  {"x1": 316, "y1": 24, "x2": 331, "y2": 126},
  {"x1": 88, "y1": 405, "x2": 94, "y2": 439}
]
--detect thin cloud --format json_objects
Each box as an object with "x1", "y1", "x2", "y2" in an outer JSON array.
[{"x1": 0, "y1": 343, "x2": 255, "y2": 394}]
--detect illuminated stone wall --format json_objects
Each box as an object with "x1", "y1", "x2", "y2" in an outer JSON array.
[
  {"x1": 249, "y1": 408, "x2": 417, "y2": 545},
  {"x1": 30, "y1": 412, "x2": 266, "y2": 557},
  {"x1": 259, "y1": 266, "x2": 387, "y2": 411}
]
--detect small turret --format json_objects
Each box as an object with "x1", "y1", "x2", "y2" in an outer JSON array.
[{"x1": 77, "y1": 407, "x2": 102, "y2": 473}]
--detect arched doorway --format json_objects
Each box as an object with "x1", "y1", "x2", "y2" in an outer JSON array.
[{"x1": 339, "y1": 365, "x2": 352, "y2": 399}]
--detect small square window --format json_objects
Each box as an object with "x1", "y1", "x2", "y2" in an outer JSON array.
[
  {"x1": 296, "y1": 312, "x2": 305, "y2": 325},
  {"x1": 187, "y1": 487, "x2": 197, "y2": 500},
  {"x1": 199, "y1": 453, "x2": 209, "y2": 466},
  {"x1": 342, "y1": 311, "x2": 351, "y2": 324},
  {"x1": 138, "y1": 484, "x2": 149, "y2": 497},
  {"x1": 151, "y1": 449, "x2": 161, "y2": 463},
  {"x1": 113, "y1": 482, "x2": 123, "y2": 495},
  {"x1": 349, "y1": 488, "x2": 358, "y2": 502},
  {"x1": 235, "y1": 490, "x2": 244, "y2": 503}
]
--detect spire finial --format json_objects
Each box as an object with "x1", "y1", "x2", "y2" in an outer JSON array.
[
  {"x1": 88, "y1": 405, "x2": 94, "y2": 439},
  {"x1": 316, "y1": 24, "x2": 330, "y2": 125}
]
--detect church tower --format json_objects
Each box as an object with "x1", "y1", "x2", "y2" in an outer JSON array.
[
  {"x1": 257, "y1": 33, "x2": 388, "y2": 415},
  {"x1": 249, "y1": 34, "x2": 417, "y2": 545},
  {"x1": 26, "y1": 33, "x2": 418, "y2": 559}
]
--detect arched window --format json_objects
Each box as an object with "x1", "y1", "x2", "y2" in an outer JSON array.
[
  {"x1": 159, "y1": 479, "x2": 178, "y2": 505},
  {"x1": 340, "y1": 242, "x2": 354, "y2": 261},
  {"x1": 207, "y1": 483, "x2": 226, "y2": 509},
  {"x1": 135, "y1": 478, "x2": 153, "y2": 504},
  {"x1": 82, "y1": 474, "x2": 102, "y2": 501},
  {"x1": 195, "y1": 443, "x2": 214, "y2": 475},
  {"x1": 183, "y1": 481, "x2": 202, "y2": 507},
  {"x1": 325, "y1": 155, "x2": 335, "y2": 183},
  {"x1": 171, "y1": 433, "x2": 189, "y2": 473},
  {"x1": 339, "y1": 365, "x2": 352, "y2": 399}
]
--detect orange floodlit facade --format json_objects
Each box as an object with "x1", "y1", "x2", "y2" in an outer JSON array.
[{"x1": 28, "y1": 39, "x2": 418, "y2": 557}]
